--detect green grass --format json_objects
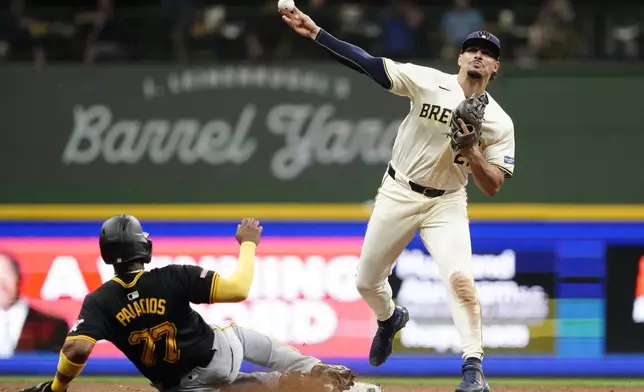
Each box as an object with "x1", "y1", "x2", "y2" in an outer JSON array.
[{"x1": 2, "y1": 376, "x2": 644, "y2": 387}]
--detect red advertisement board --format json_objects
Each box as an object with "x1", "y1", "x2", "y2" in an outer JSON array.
[{"x1": 0, "y1": 238, "x2": 373, "y2": 358}]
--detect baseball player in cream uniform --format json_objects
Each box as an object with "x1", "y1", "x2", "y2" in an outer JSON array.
[{"x1": 281, "y1": 7, "x2": 515, "y2": 392}]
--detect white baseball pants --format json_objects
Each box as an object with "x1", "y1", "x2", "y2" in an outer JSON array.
[{"x1": 355, "y1": 170, "x2": 484, "y2": 360}]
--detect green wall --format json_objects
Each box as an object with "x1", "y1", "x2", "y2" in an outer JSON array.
[{"x1": 0, "y1": 63, "x2": 641, "y2": 204}]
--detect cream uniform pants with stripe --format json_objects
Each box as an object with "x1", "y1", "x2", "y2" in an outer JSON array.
[{"x1": 355, "y1": 171, "x2": 484, "y2": 360}]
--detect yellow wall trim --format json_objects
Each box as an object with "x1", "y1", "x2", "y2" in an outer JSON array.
[{"x1": 1, "y1": 204, "x2": 644, "y2": 221}]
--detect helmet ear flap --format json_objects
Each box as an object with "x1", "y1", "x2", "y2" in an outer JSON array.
[{"x1": 144, "y1": 239, "x2": 153, "y2": 264}]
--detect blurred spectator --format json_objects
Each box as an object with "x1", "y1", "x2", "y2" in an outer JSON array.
[
  {"x1": 0, "y1": 0, "x2": 51, "y2": 65},
  {"x1": 0, "y1": 0, "x2": 30, "y2": 63},
  {"x1": 281, "y1": 0, "x2": 339, "y2": 61},
  {"x1": 162, "y1": 0, "x2": 195, "y2": 62},
  {"x1": 526, "y1": 0, "x2": 576, "y2": 60},
  {"x1": 0, "y1": 252, "x2": 69, "y2": 358},
  {"x1": 606, "y1": 6, "x2": 642, "y2": 60},
  {"x1": 182, "y1": 3, "x2": 252, "y2": 62},
  {"x1": 75, "y1": 0, "x2": 128, "y2": 63},
  {"x1": 440, "y1": 0, "x2": 485, "y2": 60},
  {"x1": 334, "y1": 2, "x2": 380, "y2": 55},
  {"x1": 0, "y1": 2, "x2": 639, "y2": 64},
  {"x1": 379, "y1": 0, "x2": 428, "y2": 60},
  {"x1": 493, "y1": 6, "x2": 532, "y2": 61},
  {"x1": 244, "y1": 0, "x2": 291, "y2": 61}
]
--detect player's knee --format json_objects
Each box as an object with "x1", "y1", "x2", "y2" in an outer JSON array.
[
  {"x1": 355, "y1": 275, "x2": 377, "y2": 296},
  {"x1": 450, "y1": 271, "x2": 479, "y2": 306},
  {"x1": 355, "y1": 282, "x2": 372, "y2": 297}
]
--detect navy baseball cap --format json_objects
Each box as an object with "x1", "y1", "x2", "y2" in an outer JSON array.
[{"x1": 461, "y1": 31, "x2": 501, "y2": 59}]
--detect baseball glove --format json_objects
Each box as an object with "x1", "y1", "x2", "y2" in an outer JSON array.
[{"x1": 448, "y1": 92, "x2": 489, "y2": 151}]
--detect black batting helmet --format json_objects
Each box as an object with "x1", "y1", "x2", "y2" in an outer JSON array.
[{"x1": 99, "y1": 214, "x2": 152, "y2": 265}]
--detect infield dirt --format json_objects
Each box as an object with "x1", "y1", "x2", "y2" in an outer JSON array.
[{"x1": 1, "y1": 382, "x2": 642, "y2": 392}]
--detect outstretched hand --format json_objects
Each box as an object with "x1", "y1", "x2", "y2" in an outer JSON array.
[
  {"x1": 279, "y1": 6, "x2": 321, "y2": 40},
  {"x1": 235, "y1": 218, "x2": 263, "y2": 245}
]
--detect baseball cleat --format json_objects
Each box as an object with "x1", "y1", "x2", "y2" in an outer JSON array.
[
  {"x1": 455, "y1": 359, "x2": 490, "y2": 392},
  {"x1": 368, "y1": 305, "x2": 409, "y2": 366},
  {"x1": 312, "y1": 363, "x2": 357, "y2": 391},
  {"x1": 18, "y1": 381, "x2": 55, "y2": 392}
]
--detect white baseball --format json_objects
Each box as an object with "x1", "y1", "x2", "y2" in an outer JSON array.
[{"x1": 278, "y1": 0, "x2": 295, "y2": 12}]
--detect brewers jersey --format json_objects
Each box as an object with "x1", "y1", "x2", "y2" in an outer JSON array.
[
  {"x1": 67, "y1": 265, "x2": 219, "y2": 387},
  {"x1": 382, "y1": 59, "x2": 515, "y2": 190}
]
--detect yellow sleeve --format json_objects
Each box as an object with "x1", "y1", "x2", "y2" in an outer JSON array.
[{"x1": 213, "y1": 241, "x2": 256, "y2": 302}]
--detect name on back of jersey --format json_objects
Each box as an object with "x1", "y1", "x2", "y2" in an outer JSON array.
[{"x1": 116, "y1": 297, "x2": 167, "y2": 326}]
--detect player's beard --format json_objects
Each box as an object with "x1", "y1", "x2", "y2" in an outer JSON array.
[{"x1": 467, "y1": 70, "x2": 484, "y2": 79}]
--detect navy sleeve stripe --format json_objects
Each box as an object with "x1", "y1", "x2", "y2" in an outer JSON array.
[{"x1": 314, "y1": 29, "x2": 391, "y2": 90}]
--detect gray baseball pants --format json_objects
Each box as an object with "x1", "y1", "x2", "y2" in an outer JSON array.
[{"x1": 153, "y1": 323, "x2": 320, "y2": 392}]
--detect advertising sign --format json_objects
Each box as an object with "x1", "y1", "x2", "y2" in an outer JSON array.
[
  {"x1": 390, "y1": 247, "x2": 556, "y2": 355},
  {"x1": 3, "y1": 64, "x2": 644, "y2": 204},
  {"x1": 0, "y1": 235, "x2": 557, "y2": 360},
  {"x1": 605, "y1": 245, "x2": 644, "y2": 353},
  {"x1": 0, "y1": 66, "x2": 407, "y2": 204},
  {"x1": 3, "y1": 220, "x2": 644, "y2": 377}
]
